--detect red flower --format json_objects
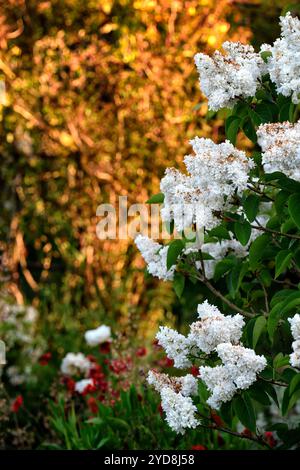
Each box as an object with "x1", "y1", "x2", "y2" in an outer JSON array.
[
  {"x1": 165, "y1": 357, "x2": 174, "y2": 368},
  {"x1": 109, "y1": 359, "x2": 128, "y2": 374},
  {"x1": 190, "y1": 365, "x2": 199, "y2": 377},
  {"x1": 264, "y1": 431, "x2": 276, "y2": 448},
  {"x1": 99, "y1": 342, "x2": 111, "y2": 354},
  {"x1": 62, "y1": 377, "x2": 75, "y2": 393},
  {"x1": 11, "y1": 395, "x2": 23, "y2": 413},
  {"x1": 82, "y1": 383, "x2": 97, "y2": 396},
  {"x1": 191, "y1": 445, "x2": 206, "y2": 450},
  {"x1": 136, "y1": 347, "x2": 147, "y2": 357},
  {"x1": 210, "y1": 411, "x2": 223, "y2": 427},
  {"x1": 87, "y1": 396, "x2": 98, "y2": 414},
  {"x1": 39, "y1": 352, "x2": 52, "y2": 366},
  {"x1": 87, "y1": 355, "x2": 98, "y2": 363}
]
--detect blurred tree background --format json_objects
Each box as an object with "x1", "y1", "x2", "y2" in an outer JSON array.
[{"x1": 0, "y1": 0, "x2": 299, "y2": 338}]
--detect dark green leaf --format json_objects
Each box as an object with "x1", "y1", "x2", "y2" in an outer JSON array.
[
  {"x1": 166, "y1": 240, "x2": 184, "y2": 270},
  {"x1": 233, "y1": 393, "x2": 256, "y2": 432},
  {"x1": 288, "y1": 194, "x2": 300, "y2": 229},
  {"x1": 225, "y1": 115, "x2": 240, "y2": 145},
  {"x1": 173, "y1": 272, "x2": 185, "y2": 298},
  {"x1": 234, "y1": 220, "x2": 251, "y2": 246},
  {"x1": 275, "y1": 250, "x2": 293, "y2": 279},
  {"x1": 249, "y1": 234, "x2": 270, "y2": 270},
  {"x1": 243, "y1": 195, "x2": 260, "y2": 222},
  {"x1": 146, "y1": 192, "x2": 164, "y2": 204},
  {"x1": 253, "y1": 315, "x2": 267, "y2": 349}
]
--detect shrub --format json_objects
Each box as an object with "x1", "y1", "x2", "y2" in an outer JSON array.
[{"x1": 138, "y1": 12, "x2": 300, "y2": 450}]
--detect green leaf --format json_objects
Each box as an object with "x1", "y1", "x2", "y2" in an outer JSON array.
[
  {"x1": 255, "y1": 102, "x2": 273, "y2": 123},
  {"x1": 248, "y1": 382, "x2": 271, "y2": 406},
  {"x1": 252, "y1": 316, "x2": 267, "y2": 349},
  {"x1": 225, "y1": 115, "x2": 240, "y2": 145},
  {"x1": 289, "y1": 373, "x2": 300, "y2": 396},
  {"x1": 173, "y1": 272, "x2": 185, "y2": 298},
  {"x1": 166, "y1": 239, "x2": 184, "y2": 270},
  {"x1": 273, "y1": 353, "x2": 290, "y2": 370},
  {"x1": 146, "y1": 193, "x2": 165, "y2": 204},
  {"x1": 249, "y1": 234, "x2": 270, "y2": 270},
  {"x1": 267, "y1": 301, "x2": 285, "y2": 341},
  {"x1": 243, "y1": 195, "x2": 260, "y2": 222},
  {"x1": 234, "y1": 220, "x2": 251, "y2": 246},
  {"x1": 268, "y1": 291, "x2": 300, "y2": 341},
  {"x1": 262, "y1": 382, "x2": 279, "y2": 407},
  {"x1": 260, "y1": 50, "x2": 272, "y2": 62},
  {"x1": 213, "y1": 257, "x2": 236, "y2": 281},
  {"x1": 288, "y1": 194, "x2": 300, "y2": 229},
  {"x1": 227, "y1": 261, "x2": 249, "y2": 298},
  {"x1": 233, "y1": 393, "x2": 256, "y2": 433},
  {"x1": 279, "y1": 102, "x2": 294, "y2": 122},
  {"x1": 242, "y1": 117, "x2": 257, "y2": 143},
  {"x1": 208, "y1": 225, "x2": 231, "y2": 240},
  {"x1": 275, "y1": 250, "x2": 293, "y2": 279},
  {"x1": 248, "y1": 108, "x2": 262, "y2": 126}
]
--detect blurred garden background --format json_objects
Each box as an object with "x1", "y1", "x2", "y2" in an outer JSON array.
[{"x1": 1, "y1": 0, "x2": 300, "y2": 450}]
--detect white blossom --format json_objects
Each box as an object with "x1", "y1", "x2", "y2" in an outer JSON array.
[
  {"x1": 60, "y1": 352, "x2": 91, "y2": 376},
  {"x1": 288, "y1": 314, "x2": 300, "y2": 340},
  {"x1": 290, "y1": 340, "x2": 300, "y2": 368},
  {"x1": 160, "y1": 387, "x2": 199, "y2": 434},
  {"x1": 288, "y1": 315, "x2": 300, "y2": 367},
  {"x1": 156, "y1": 326, "x2": 191, "y2": 369},
  {"x1": 257, "y1": 120, "x2": 300, "y2": 181},
  {"x1": 147, "y1": 371, "x2": 197, "y2": 397},
  {"x1": 85, "y1": 324, "x2": 111, "y2": 346},
  {"x1": 217, "y1": 343, "x2": 267, "y2": 390},
  {"x1": 188, "y1": 301, "x2": 244, "y2": 354},
  {"x1": 160, "y1": 138, "x2": 254, "y2": 232},
  {"x1": 135, "y1": 235, "x2": 174, "y2": 281},
  {"x1": 199, "y1": 343, "x2": 267, "y2": 408},
  {"x1": 261, "y1": 13, "x2": 300, "y2": 104},
  {"x1": 200, "y1": 365, "x2": 236, "y2": 409},
  {"x1": 75, "y1": 378, "x2": 94, "y2": 394},
  {"x1": 195, "y1": 41, "x2": 266, "y2": 111}
]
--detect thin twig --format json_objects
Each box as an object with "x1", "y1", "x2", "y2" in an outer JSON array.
[
  {"x1": 198, "y1": 274, "x2": 255, "y2": 318},
  {"x1": 196, "y1": 418, "x2": 271, "y2": 449}
]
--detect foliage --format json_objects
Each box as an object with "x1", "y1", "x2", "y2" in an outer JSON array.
[
  {"x1": 44, "y1": 387, "x2": 251, "y2": 450},
  {"x1": 143, "y1": 12, "x2": 300, "y2": 450}
]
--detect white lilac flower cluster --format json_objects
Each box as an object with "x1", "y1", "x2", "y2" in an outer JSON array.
[
  {"x1": 148, "y1": 302, "x2": 266, "y2": 427},
  {"x1": 194, "y1": 42, "x2": 266, "y2": 111},
  {"x1": 195, "y1": 14, "x2": 300, "y2": 110},
  {"x1": 160, "y1": 137, "x2": 254, "y2": 232},
  {"x1": 147, "y1": 370, "x2": 199, "y2": 434},
  {"x1": 261, "y1": 13, "x2": 300, "y2": 104},
  {"x1": 135, "y1": 234, "x2": 175, "y2": 281},
  {"x1": 257, "y1": 120, "x2": 300, "y2": 181},
  {"x1": 156, "y1": 326, "x2": 192, "y2": 369},
  {"x1": 85, "y1": 324, "x2": 111, "y2": 346},
  {"x1": 200, "y1": 344, "x2": 267, "y2": 409},
  {"x1": 288, "y1": 314, "x2": 300, "y2": 368},
  {"x1": 189, "y1": 301, "x2": 245, "y2": 353},
  {"x1": 155, "y1": 301, "x2": 245, "y2": 368}
]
